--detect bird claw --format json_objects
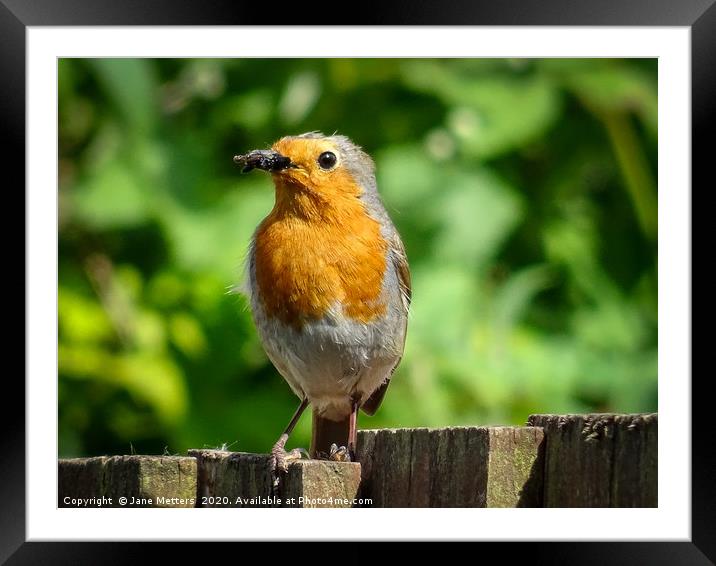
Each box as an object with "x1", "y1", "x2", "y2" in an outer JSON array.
[
  {"x1": 328, "y1": 443, "x2": 352, "y2": 462},
  {"x1": 270, "y1": 447, "x2": 304, "y2": 474},
  {"x1": 269, "y1": 434, "x2": 310, "y2": 491},
  {"x1": 294, "y1": 447, "x2": 311, "y2": 460}
]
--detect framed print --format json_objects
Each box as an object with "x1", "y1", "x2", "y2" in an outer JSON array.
[{"x1": 7, "y1": 0, "x2": 709, "y2": 562}]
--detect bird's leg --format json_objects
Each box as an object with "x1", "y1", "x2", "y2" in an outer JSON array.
[
  {"x1": 328, "y1": 397, "x2": 359, "y2": 463},
  {"x1": 348, "y1": 397, "x2": 359, "y2": 461},
  {"x1": 270, "y1": 397, "x2": 310, "y2": 487}
]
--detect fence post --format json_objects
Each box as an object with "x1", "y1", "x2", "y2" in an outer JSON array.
[
  {"x1": 188, "y1": 450, "x2": 362, "y2": 508},
  {"x1": 58, "y1": 455, "x2": 197, "y2": 507},
  {"x1": 356, "y1": 426, "x2": 545, "y2": 507},
  {"x1": 528, "y1": 413, "x2": 657, "y2": 507}
]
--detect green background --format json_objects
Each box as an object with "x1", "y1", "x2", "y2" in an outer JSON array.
[{"x1": 58, "y1": 58, "x2": 658, "y2": 457}]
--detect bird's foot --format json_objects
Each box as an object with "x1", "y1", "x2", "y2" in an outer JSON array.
[
  {"x1": 269, "y1": 434, "x2": 309, "y2": 490},
  {"x1": 327, "y1": 443, "x2": 352, "y2": 462}
]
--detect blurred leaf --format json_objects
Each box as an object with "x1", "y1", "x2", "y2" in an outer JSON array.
[
  {"x1": 279, "y1": 71, "x2": 321, "y2": 125},
  {"x1": 71, "y1": 158, "x2": 153, "y2": 228},
  {"x1": 59, "y1": 344, "x2": 188, "y2": 425},
  {"x1": 147, "y1": 271, "x2": 187, "y2": 308},
  {"x1": 87, "y1": 59, "x2": 158, "y2": 134},
  {"x1": 58, "y1": 287, "x2": 114, "y2": 344},
  {"x1": 133, "y1": 309, "x2": 167, "y2": 351},
  {"x1": 377, "y1": 144, "x2": 443, "y2": 208},
  {"x1": 492, "y1": 265, "x2": 555, "y2": 334},
  {"x1": 403, "y1": 61, "x2": 561, "y2": 159},
  {"x1": 170, "y1": 312, "x2": 209, "y2": 358},
  {"x1": 409, "y1": 265, "x2": 480, "y2": 358},
  {"x1": 541, "y1": 59, "x2": 657, "y2": 135},
  {"x1": 430, "y1": 168, "x2": 524, "y2": 267},
  {"x1": 223, "y1": 90, "x2": 274, "y2": 130},
  {"x1": 571, "y1": 302, "x2": 647, "y2": 352},
  {"x1": 160, "y1": 180, "x2": 273, "y2": 277}
]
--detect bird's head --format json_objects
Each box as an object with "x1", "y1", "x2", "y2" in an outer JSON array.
[{"x1": 234, "y1": 132, "x2": 376, "y2": 213}]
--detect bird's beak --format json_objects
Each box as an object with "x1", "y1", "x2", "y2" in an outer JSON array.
[{"x1": 233, "y1": 149, "x2": 296, "y2": 173}]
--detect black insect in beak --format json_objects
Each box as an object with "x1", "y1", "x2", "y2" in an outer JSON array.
[{"x1": 233, "y1": 150, "x2": 296, "y2": 173}]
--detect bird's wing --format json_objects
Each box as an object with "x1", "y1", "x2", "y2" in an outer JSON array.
[{"x1": 361, "y1": 232, "x2": 411, "y2": 416}]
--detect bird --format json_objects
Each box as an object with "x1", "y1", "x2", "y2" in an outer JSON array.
[{"x1": 234, "y1": 132, "x2": 411, "y2": 478}]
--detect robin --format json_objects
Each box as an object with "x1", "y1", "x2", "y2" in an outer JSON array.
[{"x1": 234, "y1": 132, "x2": 411, "y2": 478}]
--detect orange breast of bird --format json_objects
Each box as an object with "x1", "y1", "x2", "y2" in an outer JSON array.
[{"x1": 253, "y1": 172, "x2": 388, "y2": 330}]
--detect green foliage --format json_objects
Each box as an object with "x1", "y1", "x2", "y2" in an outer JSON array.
[{"x1": 58, "y1": 58, "x2": 657, "y2": 457}]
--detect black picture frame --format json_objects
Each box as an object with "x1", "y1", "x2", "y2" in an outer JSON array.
[{"x1": 6, "y1": 0, "x2": 707, "y2": 562}]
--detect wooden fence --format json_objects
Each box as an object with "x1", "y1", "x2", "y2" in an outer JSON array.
[{"x1": 58, "y1": 413, "x2": 657, "y2": 508}]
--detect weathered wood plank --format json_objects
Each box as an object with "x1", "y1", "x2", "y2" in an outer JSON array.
[
  {"x1": 355, "y1": 426, "x2": 544, "y2": 507},
  {"x1": 612, "y1": 414, "x2": 658, "y2": 506},
  {"x1": 58, "y1": 456, "x2": 197, "y2": 508},
  {"x1": 188, "y1": 450, "x2": 362, "y2": 508},
  {"x1": 527, "y1": 413, "x2": 657, "y2": 507}
]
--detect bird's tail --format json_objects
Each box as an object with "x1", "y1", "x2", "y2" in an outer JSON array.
[{"x1": 310, "y1": 411, "x2": 350, "y2": 458}]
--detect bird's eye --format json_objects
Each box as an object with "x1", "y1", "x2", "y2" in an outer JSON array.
[{"x1": 317, "y1": 151, "x2": 338, "y2": 170}]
